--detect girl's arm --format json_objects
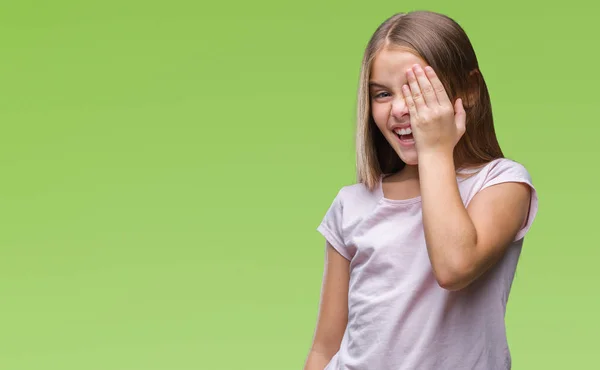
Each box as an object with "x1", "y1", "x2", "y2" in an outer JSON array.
[
  {"x1": 304, "y1": 243, "x2": 350, "y2": 370},
  {"x1": 401, "y1": 64, "x2": 532, "y2": 291},
  {"x1": 418, "y1": 152, "x2": 531, "y2": 291}
]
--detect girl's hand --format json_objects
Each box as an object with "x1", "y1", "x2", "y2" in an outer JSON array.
[{"x1": 402, "y1": 64, "x2": 466, "y2": 156}]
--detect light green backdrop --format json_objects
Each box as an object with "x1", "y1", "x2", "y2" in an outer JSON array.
[{"x1": 1, "y1": 1, "x2": 598, "y2": 369}]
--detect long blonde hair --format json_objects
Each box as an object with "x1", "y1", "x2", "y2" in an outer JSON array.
[{"x1": 356, "y1": 11, "x2": 504, "y2": 190}]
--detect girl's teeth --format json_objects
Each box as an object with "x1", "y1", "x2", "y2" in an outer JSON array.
[{"x1": 394, "y1": 128, "x2": 412, "y2": 135}]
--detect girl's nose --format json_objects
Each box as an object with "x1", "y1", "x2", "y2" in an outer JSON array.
[{"x1": 390, "y1": 97, "x2": 409, "y2": 118}]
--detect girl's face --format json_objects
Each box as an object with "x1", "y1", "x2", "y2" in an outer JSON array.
[{"x1": 369, "y1": 48, "x2": 428, "y2": 166}]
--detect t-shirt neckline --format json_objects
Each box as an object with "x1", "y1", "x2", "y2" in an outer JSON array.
[{"x1": 378, "y1": 174, "x2": 422, "y2": 205}]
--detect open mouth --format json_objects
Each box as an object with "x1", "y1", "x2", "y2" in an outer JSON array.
[{"x1": 394, "y1": 127, "x2": 414, "y2": 142}]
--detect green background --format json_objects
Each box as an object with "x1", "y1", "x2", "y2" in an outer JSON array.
[{"x1": 0, "y1": 0, "x2": 597, "y2": 369}]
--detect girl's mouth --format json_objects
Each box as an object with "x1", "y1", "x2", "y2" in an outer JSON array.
[{"x1": 394, "y1": 127, "x2": 415, "y2": 145}]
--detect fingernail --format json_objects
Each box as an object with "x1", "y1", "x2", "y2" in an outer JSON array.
[{"x1": 425, "y1": 66, "x2": 434, "y2": 73}]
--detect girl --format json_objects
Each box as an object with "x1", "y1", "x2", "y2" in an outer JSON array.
[{"x1": 304, "y1": 10, "x2": 538, "y2": 370}]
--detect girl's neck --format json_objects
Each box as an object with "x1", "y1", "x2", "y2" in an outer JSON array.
[
  {"x1": 385, "y1": 164, "x2": 419, "y2": 182},
  {"x1": 398, "y1": 164, "x2": 419, "y2": 180},
  {"x1": 400, "y1": 164, "x2": 419, "y2": 179}
]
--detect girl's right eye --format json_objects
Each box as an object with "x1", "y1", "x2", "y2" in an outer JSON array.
[{"x1": 373, "y1": 92, "x2": 391, "y2": 99}]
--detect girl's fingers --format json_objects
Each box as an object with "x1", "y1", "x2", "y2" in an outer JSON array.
[
  {"x1": 413, "y1": 64, "x2": 438, "y2": 106},
  {"x1": 406, "y1": 68, "x2": 426, "y2": 112},
  {"x1": 424, "y1": 66, "x2": 451, "y2": 106},
  {"x1": 402, "y1": 84, "x2": 418, "y2": 117}
]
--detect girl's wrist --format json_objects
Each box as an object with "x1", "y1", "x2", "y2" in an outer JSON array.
[{"x1": 417, "y1": 148, "x2": 455, "y2": 167}]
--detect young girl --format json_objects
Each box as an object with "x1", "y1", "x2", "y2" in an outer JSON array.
[{"x1": 304, "y1": 10, "x2": 538, "y2": 370}]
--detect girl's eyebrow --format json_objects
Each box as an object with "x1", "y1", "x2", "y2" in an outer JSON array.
[{"x1": 368, "y1": 81, "x2": 387, "y2": 89}]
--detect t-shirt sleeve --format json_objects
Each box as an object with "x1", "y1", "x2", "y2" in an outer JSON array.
[
  {"x1": 317, "y1": 189, "x2": 351, "y2": 260},
  {"x1": 480, "y1": 159, "x2": 539, "y2": 242}
]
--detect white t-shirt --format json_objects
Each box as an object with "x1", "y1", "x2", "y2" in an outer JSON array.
[{"x1": 317, "y1": 158, "x2": 539, "y2": 369}]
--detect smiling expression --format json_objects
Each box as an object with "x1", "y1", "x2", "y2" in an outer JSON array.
[{"x1": 369, "y1": 47, "x2": 428, "y2": 165}]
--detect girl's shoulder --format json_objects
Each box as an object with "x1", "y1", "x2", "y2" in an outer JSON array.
[
  {"x1": 459, "y1": 157, "x2": 532, "y2": 183},
  {"x1": 326, "y1": 179, "x2": 382, "y2": 210},
  {"x1": 336, "y1": 181, "x2": 377, "y2": 201},
  {"x1": 458, "y1": 157, "x2": 536, "y2": 206}
]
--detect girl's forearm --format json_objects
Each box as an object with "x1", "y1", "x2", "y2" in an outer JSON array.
[
  {"x1": 304, "y1": 349, "x2": 334, "y2": 370},
  {"x1": 417, "y1": 151, "x2": 478, "y2": 290}
]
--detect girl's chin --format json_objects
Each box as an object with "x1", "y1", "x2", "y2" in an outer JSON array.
[{"x1": 394, "y1": 149, "x2": 418, "y2": 166}]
